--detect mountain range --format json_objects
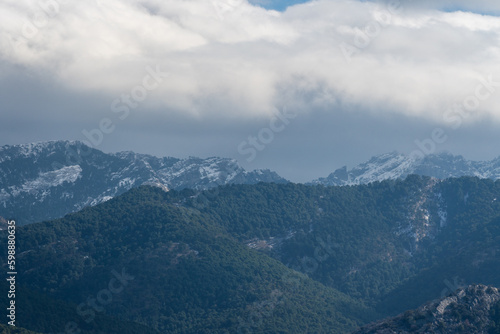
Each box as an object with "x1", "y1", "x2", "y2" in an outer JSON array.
[
  {"x1": 2, "y1": 176, "x2": 500, "y2": 333},
  {"x1": 3, "y1": 141, "x2": 500, "y2": 226},
  {"x1": 0, "y1": 141, "x2": 285, "y2": 225},
  {"x1": 311, "y1": 151, "x2": 500, "y2": 186}
]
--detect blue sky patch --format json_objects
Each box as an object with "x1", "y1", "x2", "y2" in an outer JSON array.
[{"x1": 248, "y1": 0, "x2": 311, "y2": 11}]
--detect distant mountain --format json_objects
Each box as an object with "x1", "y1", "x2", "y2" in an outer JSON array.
[
  {"x1": 353, "y1": 285, "x2": 500, "y2": 334},
  {"x1": 311, "y1": 152, "x2": 500, "y2": 186},
  {"x1": 0, "y1": 141, "x2": 286, "y2": 225}
]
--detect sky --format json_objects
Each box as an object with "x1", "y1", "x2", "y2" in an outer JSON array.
[{"x1": 1, "y1": 0, "x2": 500, "y2": 182}]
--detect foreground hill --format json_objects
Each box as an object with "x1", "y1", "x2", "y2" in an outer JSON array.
[
  {"x1": 3, "y1": 186, "x2": 372, "y2": 333},
  {"x1": 0, "y1": 324, "x2": 41, "y2": 334},
  {"x1": 2, "y1": 176, "x2": 500, "y2": 332},
  {"x1": 0, "y1": 277, "x2": 160, "y2": 334},
  {"x1": 354, "y1": 285, "x2": 500, "y2": 334},
  {"x1": 187, "y1": 177, "x2": 500, "y2": 312},
  {"x1": 0, "y1": 141, "x2": 286, "y2": 225}
]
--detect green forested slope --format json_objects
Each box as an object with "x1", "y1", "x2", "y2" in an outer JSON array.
[
  {"x1": 2, "y1": 176, "x2": 500, "y2": 333},
  {"x1": 3, "y1": 186, "x2": 373, "y2": 333}
]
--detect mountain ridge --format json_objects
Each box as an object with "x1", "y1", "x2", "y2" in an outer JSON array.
[
  {"x1": 2, "y1": 176, "x2": 500, "y2": 332},
  {"x1": 311, "y1": 151, "x2": 500, "y2": 186},
  {"x1": 353, "y1": 284, "x2": 500, "y2": 334},
  {"x1": 4, "y1": 140, "x2": 500, "y2": 225},
  {"x1": 5, "y1": 185, "x2": 375, "y2": 333},
  {"x1": 0, "y1": 140, "x2": 287, "y2": 225}
]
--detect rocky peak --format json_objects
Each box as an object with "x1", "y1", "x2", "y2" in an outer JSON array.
[
  {"x1": 354, "y1": 284, "x2": 500, "y2": 333},
  {"x1": 0, "y1": 141, "x2": 287, "y2": 225},
  {"x1": 312, "y1": 152, "x2": 500, "y2": 186}
]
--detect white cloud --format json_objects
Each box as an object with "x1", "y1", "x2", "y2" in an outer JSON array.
[
  {"x1": 1, "y1": 0, "x2": 500, "y2": 124},
  {"x1": 396, "y1": 0, "x2": 500, "y2": 14}
]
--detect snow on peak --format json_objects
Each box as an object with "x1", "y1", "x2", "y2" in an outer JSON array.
[
  {"x1": 0, "y1": 140, "x2": 89, "y2": 164},
  {"x1": 27, "y1": 165, "x2": 82, "y2": 188},
  {"x1": 312, "y1": 151, "x2": 500, "y2": 186},
  {"x1": 6, "y1": 165, "x2": 82, "y2": 200},
  {"x1": 0, "y1": 140, "x2": 287, "y2": 224}
]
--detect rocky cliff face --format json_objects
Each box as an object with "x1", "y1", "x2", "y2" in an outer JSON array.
[
  {"x1": 354, "y1": 285, "x2": 500, "y2": 334},
  {"x1": 0, "y1": 141, "x2": 287, "y2": 225},
  {"x1": 312, "y1": 152, "x2": 500, "y2": 186}
]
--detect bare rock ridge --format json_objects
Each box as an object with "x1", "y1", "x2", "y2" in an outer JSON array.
[
  {"x1": 0, "y1": 140, "x2": 286, "y2": 225},
  {"x1": 353, "y1": 285, "x2": 500, "y2": 334},
  {"x1": 311, "y1": 152, "x2": 500, "y2": 186}
]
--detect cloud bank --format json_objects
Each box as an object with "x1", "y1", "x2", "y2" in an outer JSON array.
[{"x1": 1, "y1": 0, "x2": 500, "y2": 124}]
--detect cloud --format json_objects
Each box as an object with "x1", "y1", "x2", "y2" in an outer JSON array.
[
  {"x1": 1, "y1": 0, "x2": 500, "y2": 126},
  {"x1": 395, "y1": 0, "x2": 500, "y2": 15}
]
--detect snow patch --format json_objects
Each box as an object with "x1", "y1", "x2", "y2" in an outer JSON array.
[
  {"x1": 89, "y1": 196, "x2": 113, "y2": 206},
  {"x1": 118, "y1": 177, "x2": 135, "y2": 188},
  {"x1": 23, "y1": 166, "x2": 82, "y2": 191},
  {"x1": 199, "y1": 164, "x2": 221, "y2": 181},
  {"x1": 5, "y1": 165, "x2": 83, "y2": 198}
]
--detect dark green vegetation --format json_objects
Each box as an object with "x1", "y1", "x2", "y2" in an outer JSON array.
[
  {"x1": 0, "y1": 279, "x2": 160, "y2": 334},
  {"x1": 0, "y1": 323, "x2": 41, "y2": 334},
  {"x1": 2, "y1": 186, "x2": 372, "y2": 333},
  {"x1": 190, "y1": 176, "x2": 500, "y2": 312},
  {"x1": 1, "y1": 175, "x2": 500, "y2": 333}
]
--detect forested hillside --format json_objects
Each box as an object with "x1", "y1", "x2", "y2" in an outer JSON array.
[
  {"x1": 1, "y1": 176, "x2": 500, "y2": 333},
  {"x1": 3, "y1": 186, "x2": 373, "y2": 333}
]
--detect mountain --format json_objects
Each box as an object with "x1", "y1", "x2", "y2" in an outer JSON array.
[
  {"x1": 5, "y1": 141, "x2": 500, "y2": 226},
  {"x1": 0, "y1": 141, "x2": 286, "y2": 225},
  {"x1": 353, "y1": 285, "x2": 500, "y2": 334},
  {"x1": 311, "y1": 152, "x2": 500, "y2": 186},
  {"x1": 3, "y1": 185, "x2": 373, "y2": 333},
  {"x1": 3, "y1": 176, "x2": 500, "y2": 333},
  {"x1": 0, "y1": 278, "x2": 160, "y2": 334},
  {"x1": 0, "y1": 324, "x2": 41, "y2": 333},
  {"x1": 188, "y1": 176, "x2": 500, "y2": 311}
]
